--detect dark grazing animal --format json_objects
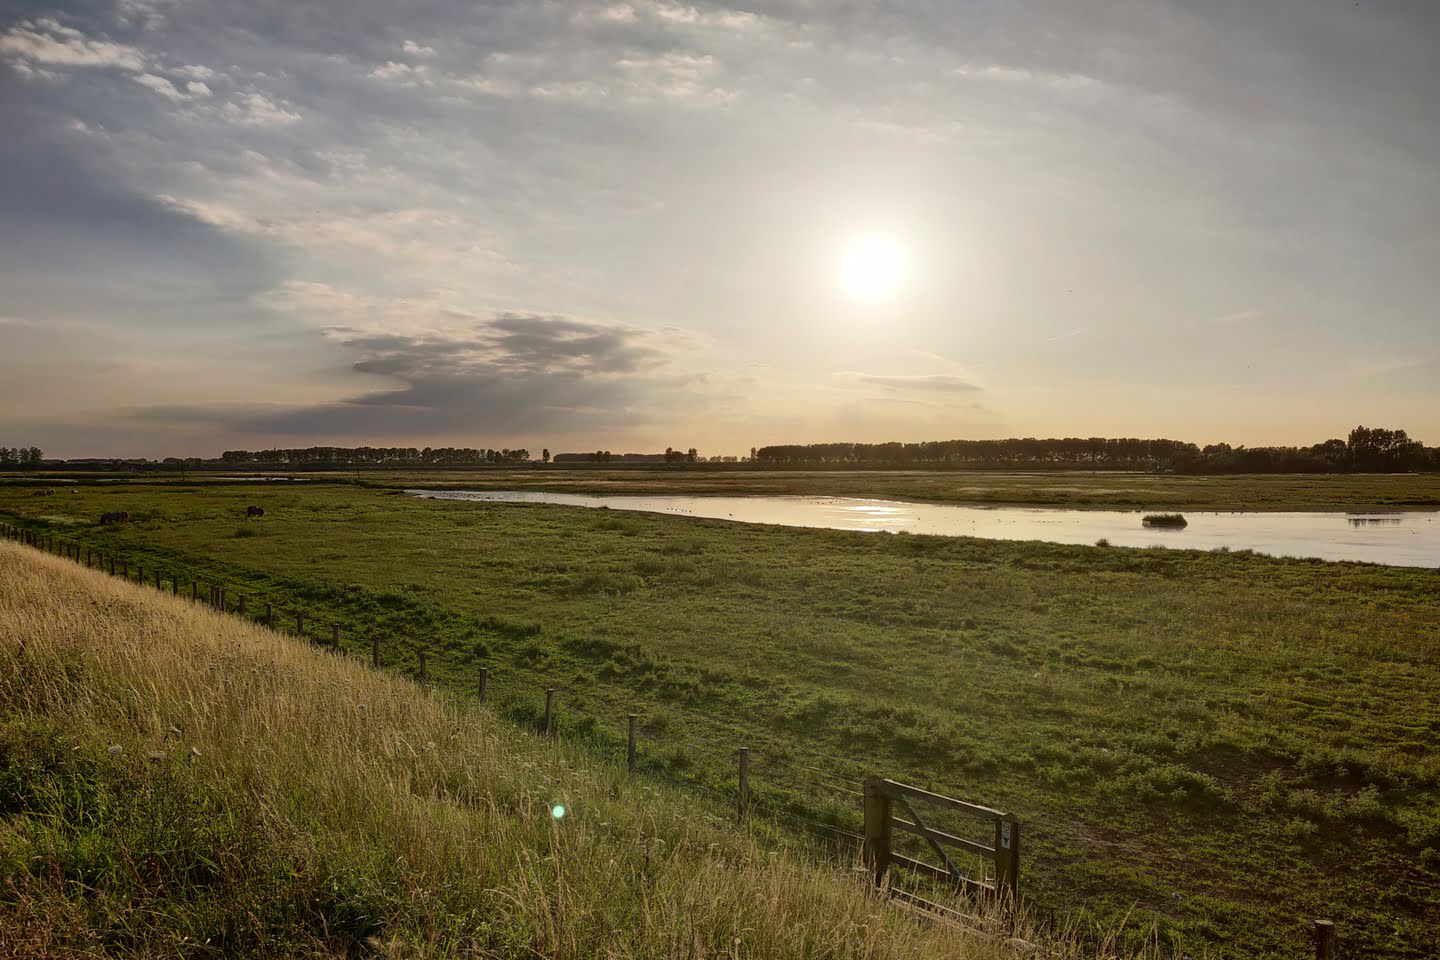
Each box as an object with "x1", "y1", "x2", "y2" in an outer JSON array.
[
  {"x1": 99, "y1": 511, "x2": 129, "y2": 525},
  {"x1": 245, "y1": 505, "x2": 265, "y2": 518}
]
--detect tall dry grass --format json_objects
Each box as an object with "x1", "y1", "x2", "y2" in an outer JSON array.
[{"x1": 0, "y1": 541, "x2": 1163, "y2": 958}]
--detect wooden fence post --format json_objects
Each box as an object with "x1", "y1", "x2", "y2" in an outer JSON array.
[
  {"x1": 192, "y1": 581, "x2": 198, "y2": 601},
  {"x1": 418, "y1": 649, "x2": 428, "y2": 682},
  {"x1": 331, "y1": 623, "x2": 340, "y2": 650},
  {"x1": 371, "y1": 634, "x2": 380, "y2": 668},
  {"x1": 1314, "y1": 920, "x2": 1336, "y2": 960},
  {"x1": 121, "y1": 562, "x2": 128, "y2": 579},
  {"x1": 863, "y1": 778, "x2": 893, "y2": 888},
  {"x1": 171, "y1": 578, "x2": 177, "y2": 596},
  {"x1": 543, "y1": 688, "x2": 555, "y2": 736},
  {"x1": 737, "y1": 747, "x2": 750, "y2": 823},
  {"x1": 296, "y1": 612, "x2": 304, "y2": 639},
  {"x1": 627, "y1": 714, "x2": 638, "y2": 772},
  {"x1": 478, "y1": 667, "x2": 488, "y2": 704},
  {"x1": 995, "y1": 813, "x2": 1021, "y2": 904},
  {"x1": 137, "y1": 565, "x2": 144, "y2": 584},
  {"x1": 154, "y1": 569, "x2": 161, "y2": 589},
  {"x1": 265, "y1": 602, "x2": 273, "y2": 627},
  {"x1": 238, "y1": 596, "x2": 246, "y2": 616}
]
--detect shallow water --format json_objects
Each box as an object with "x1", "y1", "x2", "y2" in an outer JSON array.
[{"x1": 409, "y1": 490, "x2": 1440, "y2": 568}]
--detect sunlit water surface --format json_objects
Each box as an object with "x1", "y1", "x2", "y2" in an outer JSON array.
[{"x1": 408, "y1": 490, "x2": 1440, "y2": 568}]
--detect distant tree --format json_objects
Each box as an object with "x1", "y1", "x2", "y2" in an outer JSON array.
[
  {"x1": 542, "y1": 448, "x2": 551, "y2": 463},
  {"x1": 685, "y1": 447, "x2": 698, "y2": 463},
  {"x1": 1348, "y1": 425, "x2": 1425, "y2": 472}
]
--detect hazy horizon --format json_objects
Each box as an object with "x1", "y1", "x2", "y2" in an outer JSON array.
[{"x1": 4, "y1": 0, "x2": 1438, "y2": 460}]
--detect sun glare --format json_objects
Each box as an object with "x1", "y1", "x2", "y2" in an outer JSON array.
[{"x1": 839, "y1": 234, "x2": 907, "y2": 302}]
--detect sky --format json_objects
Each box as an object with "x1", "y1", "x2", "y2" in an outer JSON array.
[{"x1": 1, "y1": 0, "x2": 1438, "y2": 459}]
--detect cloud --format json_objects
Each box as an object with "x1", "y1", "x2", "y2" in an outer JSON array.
[
  {"x1": 330, "y1": 312, "x2": 668, "y2": 378},
  {"x1": 0, "y1": 17, "x2": 146, "y2": 71},
  {"x1": 370, "y1": 60, "x2": 431, "y2": 85},
  {"x1": 133, "y1": 72, "x2": 187, "y2": 101},
  {"x1": 845, "y1": 373, "x2": 984, "y2": 393},
  {"x1": 222, "y1": 92, "x2": 301, "y2": 126},
  {"x1": 401, "y1": 40, "x2": 436, "y2": 57},
  {"x1": 235, "y1": 311, "x2": 687, "y2": 437}
]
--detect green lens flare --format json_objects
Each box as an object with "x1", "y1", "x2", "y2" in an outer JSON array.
[{"x1": 551, "y1": 804, "x2": 566, "y2": 819}]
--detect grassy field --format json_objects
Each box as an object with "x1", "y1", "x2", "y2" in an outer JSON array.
[
  {"x1": 9, "y1": 467, "x2": 1440, "y2": 511},
  {"x1": 361, "y1": 467, "x2": 1440, "y2": 512},
  {"x1": 3, "y1": 481, "x2": 1439, "y2": 957},
  {"x1": 0, "y1": 542, "x2": 1087, "y2": 959}
]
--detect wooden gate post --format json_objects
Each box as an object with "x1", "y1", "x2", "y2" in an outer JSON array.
[
  {"x1": 627, "y1": 714, "x2": 638, "y2": 772},
  {"x1": 238, "y1": 596, "x2": 246, "y2": 616},
  {"x1": 418, "y1": 649, "x2": 428, "y2": 682},
  {"x1": 331, "y1": 623, "x2": 340, "y2": 650},
  {"x1": 863, "y1": 778, "x2": 894, "y2": 888},
  {"x1": 1314, "y1": 920, "x2": 1336, "y2": 960},
  {"x1": 737, "y1": 747, "x2": 750, "y2": 823},
  {"x1": 478, "y1": 667, "x2": 489, "y2": 704},
  {"x1": 265, "y1": 602, "x2": 273, "y2": 627},
  {"x1": 296, "y1": 612, "x2": 304, "y2": 639},
  {"x1": 371, "y1": 634, "x2": 380, "y2": 668},
  {"x1": 995, "y1": 813, "x2": 1021, "y2": 904},
  {"x1": 543, "y1": 688, "x2": 555, "y2": 736}
]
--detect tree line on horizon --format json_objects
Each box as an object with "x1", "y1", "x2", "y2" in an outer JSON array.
[
  {"x1": 218, "y1": 446, "x2": 536, "y2": 465},
  {"x1": 0, "y1": 447, "x2": 44, "y2": 467},
  {"x1": 6, "y1": 427, "x2": 1434, "y2": 474},
  {"x1": 754, "y1": 426, "x2": 1437, "y2": 473}
]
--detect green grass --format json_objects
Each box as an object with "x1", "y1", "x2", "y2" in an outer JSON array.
[
  {"x1": 3, "y1": 481, "x2": 1439, "y2": 957},
  {"x1": 10, "y1": 466, "x2": 1440, "y2": 511},
  {"x1": 3, "y1": 545, "x2": 1066, "y2": 959},
  {"x1": 358, "y1": 467, "x2": 1440, "y2": 512}
]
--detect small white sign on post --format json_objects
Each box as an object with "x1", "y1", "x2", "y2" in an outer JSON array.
[{"x1": 1000, "y1": 822, "x2": 1012, "y2": 850}]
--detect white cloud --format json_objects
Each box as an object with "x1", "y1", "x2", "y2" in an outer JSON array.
[
  {"x1": 175, "y1": 64, "x2": 215, "y2": 80},
  {"x1": 0, "y1": 18, "x2": 146, "y2": 71},
  {"x1": 370, "y1": 61, "x2": 431, "y2": 85},
  {"x1": 401, "y1": 40, "x2": 436, "y2": 57},
  {"x1": 133, "y1": 72, "x2": 187, "y2": 101},
  {"x1": 9, "y1": 60, "x2": 59, "y2": 82},
  {"x1": 186, "y1": 80, "x2": 212, "y2": 96},
  {"x1": 117, "y1": 0, "x2": 186, "y2": 31},
  {"x1": 222, "y1": 92, "x2": 301, "y2": 126}
]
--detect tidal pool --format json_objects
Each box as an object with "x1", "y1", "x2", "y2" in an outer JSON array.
[{"x1": 409, "y1": 490, "x2": 1440, "y2": 568}]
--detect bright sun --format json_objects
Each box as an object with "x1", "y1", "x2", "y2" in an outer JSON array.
[{"x1": 839, "y1": 234, "x2": 907, "y2": 302}]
